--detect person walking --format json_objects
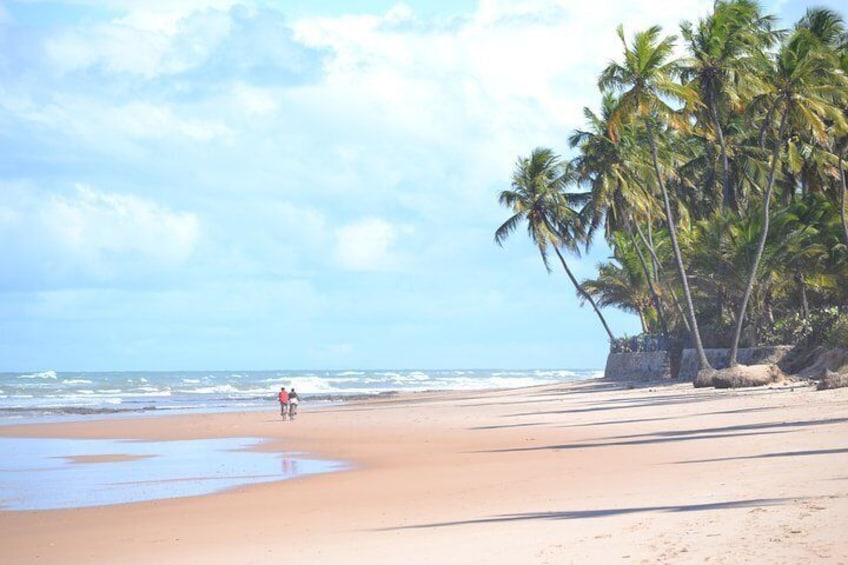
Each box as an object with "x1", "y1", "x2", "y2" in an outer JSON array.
[
  {"x1": 288, "y1": 388, "x2": 300, "y2": 419},
  {"x1": 278, "y1": 387, "x2": 289, "y2": 420}
]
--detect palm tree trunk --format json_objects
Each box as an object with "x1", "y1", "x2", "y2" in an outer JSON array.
[
  {"x1": 627, "y1": 225, "x2": 668, "y2": 336},
  {"x1": 840, "y1": 146, "x2": 848, "y2": 248},
  {"x1": 552, "y1": 246, "x2": 615, "y2": 342},
  {"x1": 797, "y1": 271, "x2": 809, "y2": 319},
  {"x1": 710, "y1": 97, "x2": 734, "y2": 212},
  {"x1": 646, "y1": 125, "x2": 712, "y2": 372},
  {"x1": 634, "y1": 199, "x2": 692, "y2": 334},
  {"x1": 729, "y1": 106, "x2": 789, "y2": 367}
]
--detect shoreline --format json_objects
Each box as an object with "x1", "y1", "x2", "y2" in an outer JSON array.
[{"x1": 2, "y1": 379, "x2": 847, "y2": 563}]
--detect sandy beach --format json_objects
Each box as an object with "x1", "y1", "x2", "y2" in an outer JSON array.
[{"x1": 1, "y1": 379, "x2": 847, "y2": 564}]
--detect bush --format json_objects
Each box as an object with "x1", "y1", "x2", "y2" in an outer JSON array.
[
  {"x1": 760, "y1": 307, "x2": 841, "y2": 346},
  {"x1": 610, "y1": 333, "x2": 671, "y2": 353},
  {"x1": 825, "y1": 314, "x2": 848, "y2": 347}
]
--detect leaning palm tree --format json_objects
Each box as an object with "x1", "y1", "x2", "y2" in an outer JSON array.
[
  {"x1": 599, "y1": 25, "x2": 714, "y2": 373},
  {"x1": 728, "y1": 25, "x2": 848, "y2": 366},
  {"x1": 570, "y1": 94, "x2": 670, "y2": 336},
  {"x1": 581, "y1": 233, "x2": 659, "y2": 334},
  {"x1": 495, "y1": 147, "x2": 615, "y2": 341}
]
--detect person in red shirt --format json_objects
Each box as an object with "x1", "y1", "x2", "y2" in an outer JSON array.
[{"x1": 278, "y1": 387, "x2": 290, "y2": 420}]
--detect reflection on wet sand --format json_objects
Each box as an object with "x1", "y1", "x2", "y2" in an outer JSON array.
[{"x1": 0, "y1": 437, "x2": 347, "y2": 511}]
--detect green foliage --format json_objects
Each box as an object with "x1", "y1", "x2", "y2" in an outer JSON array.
[
  {"x1": 611, "y1": 333, "x2": 671, "y2": 353},
  {"x1": 501, "y1": 3, "x2": 848, "y2": 355},
  {"x1": 825, "y1": 314, "x2": 848, "y2": 347},
  {"x1": 760, "y1": 307, "x2": 842, "y2": 346}
]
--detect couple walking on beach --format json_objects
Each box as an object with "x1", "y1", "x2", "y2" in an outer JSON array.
[{"x1": 278, "y1": 387, "x2": 299, "y2": 420}]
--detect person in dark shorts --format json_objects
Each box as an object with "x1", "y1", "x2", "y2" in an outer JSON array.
[
  {"x1": 288, "y1": 388, "x2": 300, "y2": 419},
  {"x1": 278, "y1": 387, "x2": 289, "y2": 420}
]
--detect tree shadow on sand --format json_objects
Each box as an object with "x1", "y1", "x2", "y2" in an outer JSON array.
[
  {"x1": 677, "y1": 447, "x2": 848, "y2": 464},
  {"x1": 475, "y1": 417, "x2": 848, "y2": 453},
  {"x1": 377, "y1": 497, "x2": 796, "y2": 531}
]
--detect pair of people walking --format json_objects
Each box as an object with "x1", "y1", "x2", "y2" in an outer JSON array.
[{"x1": 278, "y1": 387, "x2": 299, "y2": 420}]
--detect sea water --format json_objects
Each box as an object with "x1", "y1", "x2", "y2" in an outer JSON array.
[
  {"x1": 0, "y1": 368, "x2": 600, "y2": 423},
  {"x1": 0, "y1": 437, "x2": 347, "y2": 510},
  {"x1": 0, "y1": 368, "x2": 599, "y2": 510}
]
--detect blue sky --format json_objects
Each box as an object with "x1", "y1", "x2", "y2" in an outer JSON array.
[{"x1": 0, "y1": 0, "x2": 837, "y2": 371}]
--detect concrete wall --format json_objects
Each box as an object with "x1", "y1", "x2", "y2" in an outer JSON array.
[
  {"x1": 677, "y1": 346, "x2": 794, "y2": 381},
  {"x1": 604, "y1": 345, "x2": 794, "y2": 381},
  {"x1": 604, "y1": 351, "x2": 672, "y2": 381}
]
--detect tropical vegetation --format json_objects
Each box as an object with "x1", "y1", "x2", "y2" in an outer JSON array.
[{"x1": 496, "y1": 2, "x2": 848, "y2": 376}]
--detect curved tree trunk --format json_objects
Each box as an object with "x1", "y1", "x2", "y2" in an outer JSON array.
[
  {"x1": 635, "y1": 205, "x2": 693, "y2": 334},
  {"x1": 729, "y1": 106, "x2": 789, "y2": 368},
  {"x1": 646, "y1": 125, "x2": 712, "y2": 372},
  {"x1": 634, "y1": 188, "x2": 693, "y2": 334},
  {"x1": 627, "y1": 225, "x2": 668, "y2": 336},
  {"x1": 552, "y1": 246, "x2": 615, "y2": 342}
]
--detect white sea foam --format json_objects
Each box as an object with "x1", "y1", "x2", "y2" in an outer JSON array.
[
  {"x1": 18, "y1": 370, "x2": 58, "y2": 380},
  {"x1": 283, "y1": 376, "x2": 338, "y2": 394},
  {"x1": 185, "y1": 384, "x2": 242, "y2": 395},
  {"x1": 0, "y1": 368, "x2": 601, "y2": 422}
]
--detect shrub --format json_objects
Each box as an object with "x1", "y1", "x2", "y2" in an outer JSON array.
[
  {"x1": 825, "y1": 313, "x2": 848, "y2": 347},
  {"x1": 760, "y1": 307, "x2": 841, "y2": 347}
]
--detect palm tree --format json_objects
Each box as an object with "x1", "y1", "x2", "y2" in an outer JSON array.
[
  {"x1": 599, "y1": 25, "x2": 714, "y2": 373},
  {"x1": 495, "y1": 147, "x2": 615, "y2": 341},
  {"x1": 795, "y1": 8, "x2": 848, "y2": 248},
  {"x1": 728, "y1": 25, "x2": 848, "y2": 366},
  {"x1": 569, "y1": 94, "x2": 670, "y2": 336},
  {"x1": 681, "y1": 0, "x2": 778, "y2": 212},
  {"x1": 581, "y1": 233, "x2": 658, "y2": 333}
]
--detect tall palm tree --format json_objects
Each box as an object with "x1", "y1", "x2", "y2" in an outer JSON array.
[
  {"x1": 728, "y1": 25, "x2": 848, "y2": 366},
  {"x1": 795, "y1": 8, "x2": 848, "y2": 248},
  {"x1": 495, "y1": 147, "x2": 615, "y2": 341},
  {"x1": 681, "y1": 0, "x2": 778, "y2": 212},
  {"x1": 599, "y1": 25, "x2": 714, "y2": 373}
]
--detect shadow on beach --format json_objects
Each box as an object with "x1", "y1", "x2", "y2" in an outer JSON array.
[{"x1": 378, "y1": 497, "x2": 801, "y2": 531}]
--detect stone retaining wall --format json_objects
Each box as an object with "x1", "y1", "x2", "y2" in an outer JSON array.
[
  {"x1": 604, "y1": 345, "x2": 794, "y2": 381},
  {"x1": 603, "y1": 351, "x2": 672, "y2": 381}
]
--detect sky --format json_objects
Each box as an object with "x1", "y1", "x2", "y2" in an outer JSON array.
[{"x1": 0, "y1": 0, "x2": 838, "y2": 372}]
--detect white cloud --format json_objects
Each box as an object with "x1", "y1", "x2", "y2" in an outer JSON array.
[
  {"x1": 231, "y1": 82, "x2": 278, "y2": 116},
  {"x1": 286, "y1": 0, "x2": 713, "y2": 201},
  {"x1": 335, "y1": 218, "x2": 407, "y2": 272},
  {"x1": 0, "y1": 183, "x2": 200, "y2": 286},
  {"x1": 47, "y1": 184, "x2": 200, "y2": 264}
]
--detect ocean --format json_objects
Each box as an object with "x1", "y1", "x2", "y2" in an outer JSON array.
[{"x1": 0, "y1": 368, "x2": 601, "y2": 423}]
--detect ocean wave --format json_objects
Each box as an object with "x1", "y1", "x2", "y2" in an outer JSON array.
[
  {"x1": 0, "y1": 405, "x2": 156, "y2": 416},
  {"x1": 18, "y1": 370, "x2": 58, "y2": 380},
  {"x1": 184, "y1": 384, "x2": 243, "y2": 395},
  {"x1": 0, "y1": 369, "x2": 600, "y2": 422}
]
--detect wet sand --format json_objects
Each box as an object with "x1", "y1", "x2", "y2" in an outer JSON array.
[{"x1": 1, "y1": 379, "x2": 847, "y2": 564}]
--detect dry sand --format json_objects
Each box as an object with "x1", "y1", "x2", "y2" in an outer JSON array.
[{"x1": 1, "y1": 379, "x2": 847, "y2": 564}]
